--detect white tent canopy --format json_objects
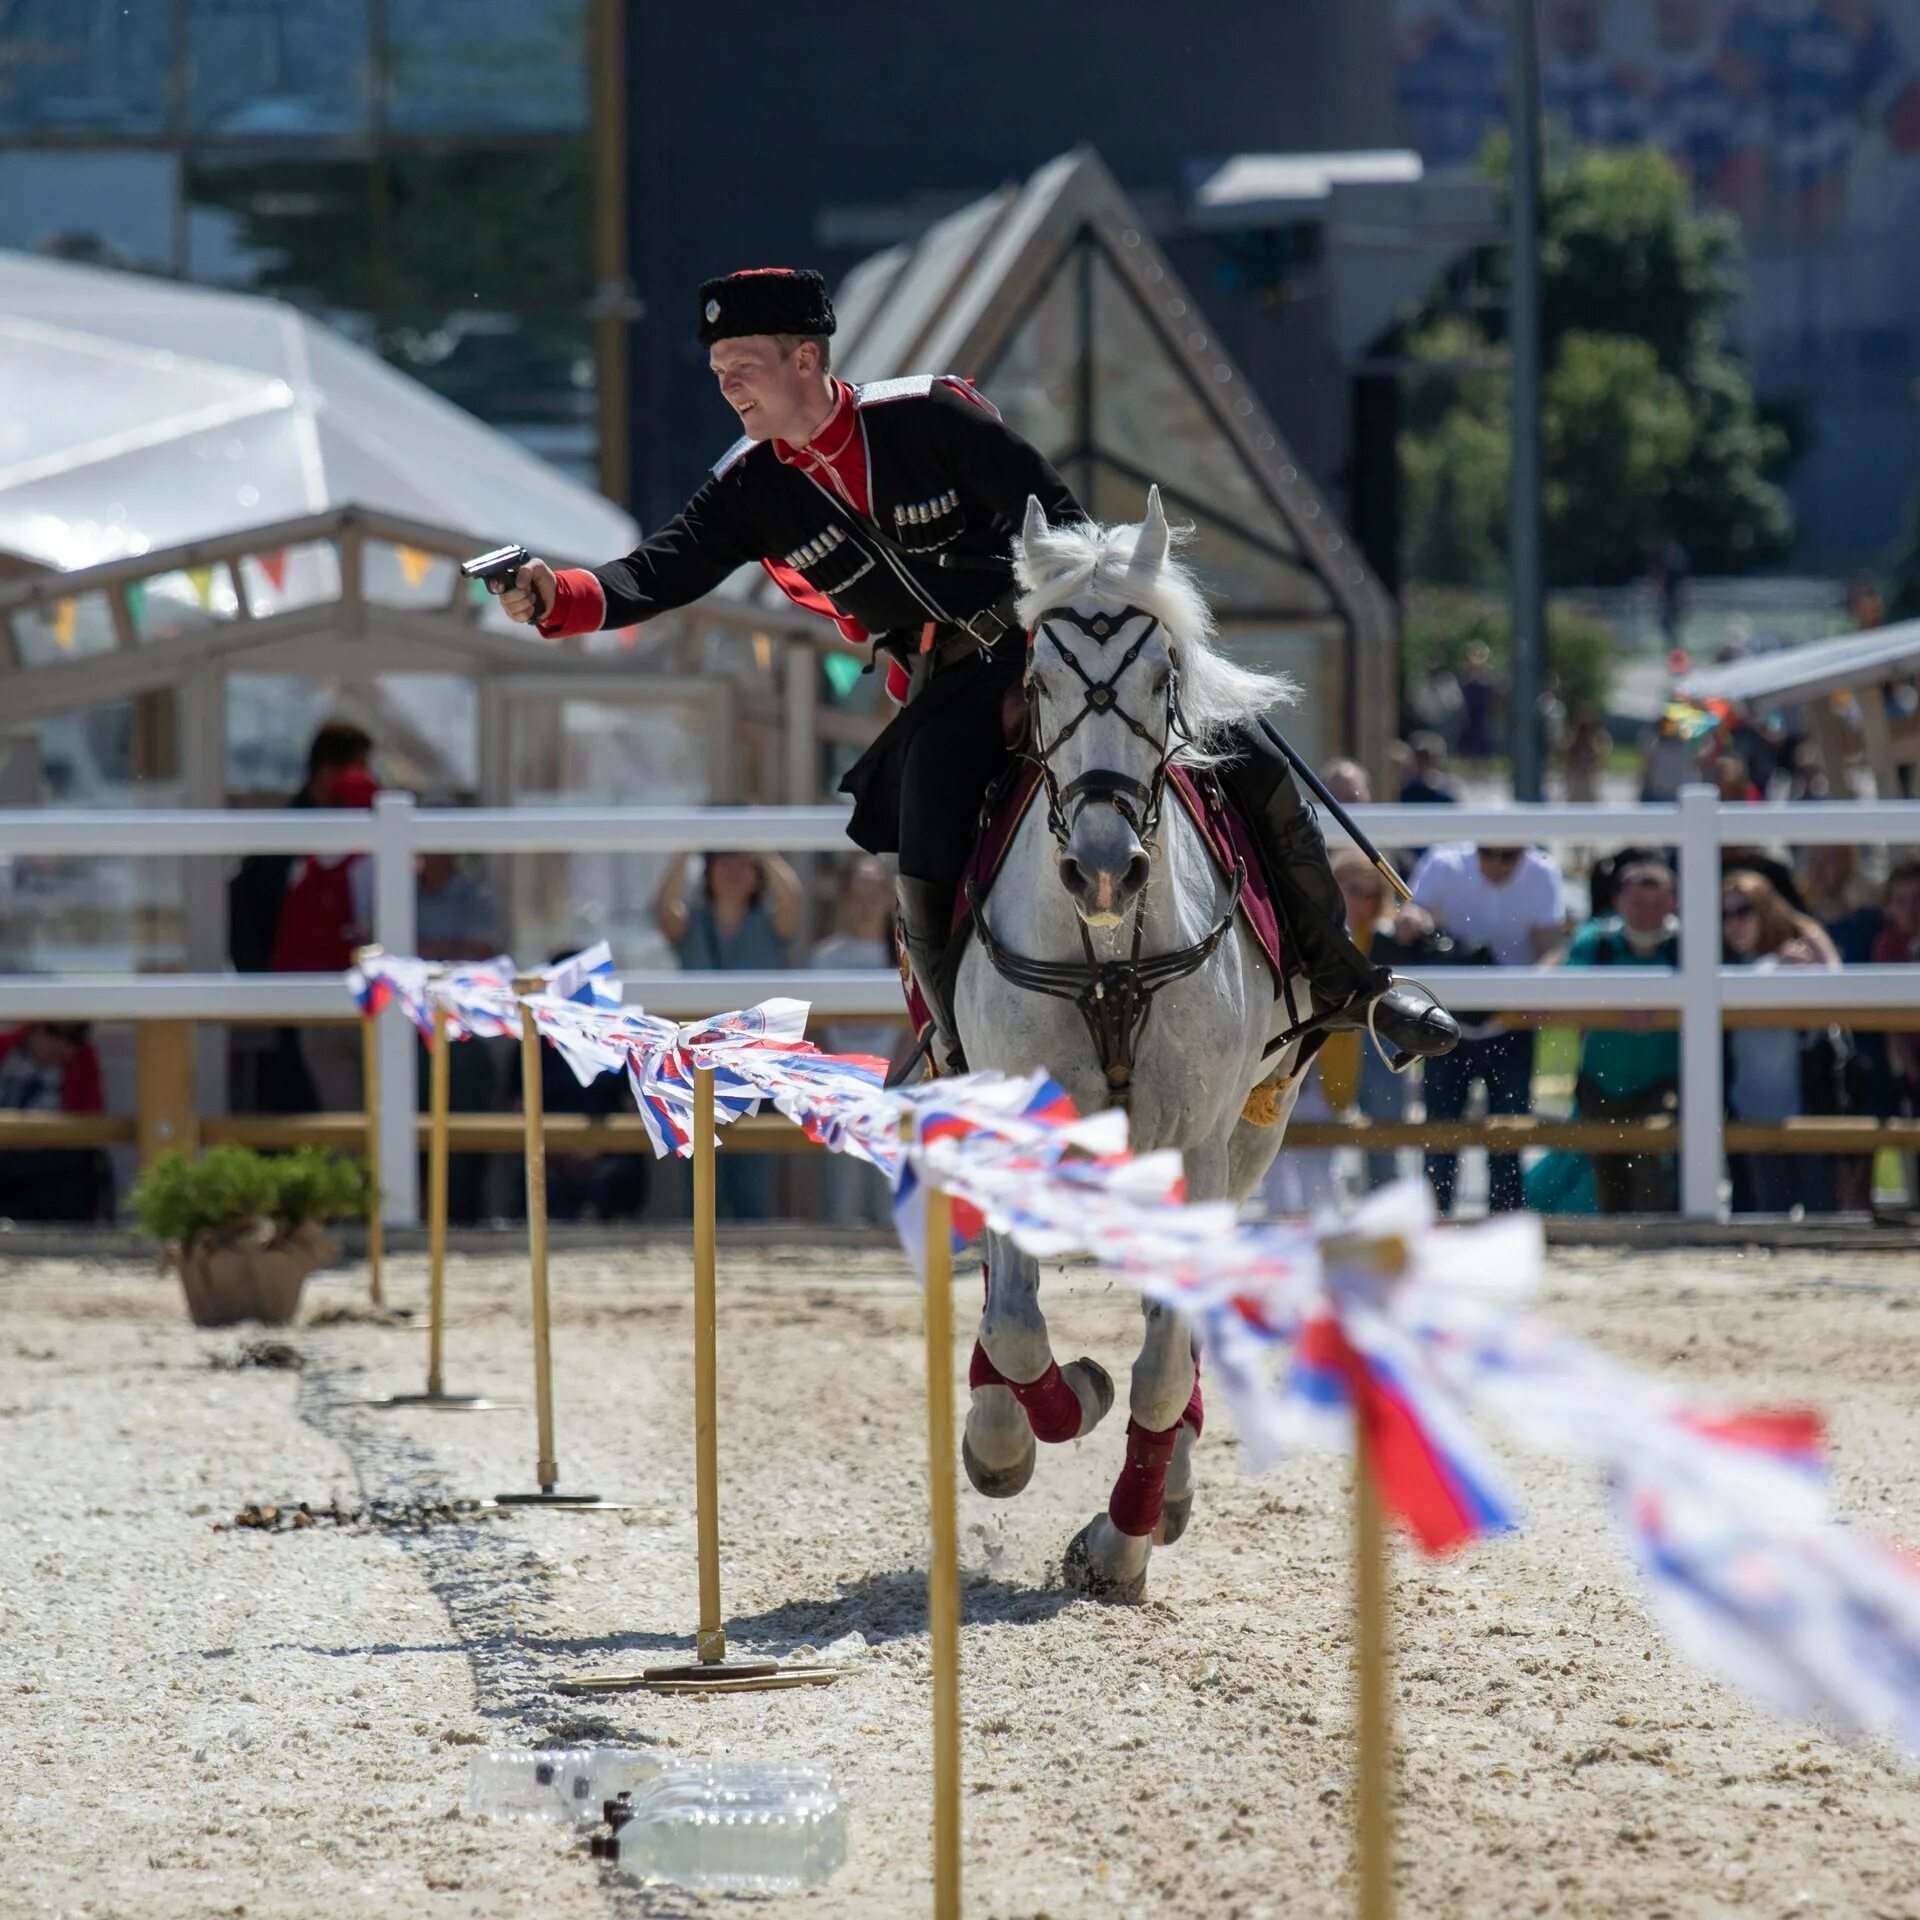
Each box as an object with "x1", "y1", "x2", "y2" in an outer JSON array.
[{"x1": 0, "y1": 248, "x2": 635, "y2": 576}]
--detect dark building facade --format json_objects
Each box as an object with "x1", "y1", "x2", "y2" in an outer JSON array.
[{"x1": 622, "y1": 1, "x2": 1401, "y2": 535}]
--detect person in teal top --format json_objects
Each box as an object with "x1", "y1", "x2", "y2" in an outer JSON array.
[
  {"x1": 1563, "y1": 854, "x2": 1681, "y2": 1213},
  {"x1": 655, "y1": 850, "x2": 804, "y2": 1219}
]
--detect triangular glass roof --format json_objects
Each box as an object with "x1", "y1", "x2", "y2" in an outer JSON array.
[{"x1": 707, "y1": 147, "x2": 1392, "y2": 768}]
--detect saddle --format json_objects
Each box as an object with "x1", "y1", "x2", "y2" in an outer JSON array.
[{"x1": 895, "y1": 759, "x2": 1285, "y2": 1040}]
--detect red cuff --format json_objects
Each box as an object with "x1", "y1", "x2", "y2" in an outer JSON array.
[
  {"x1": 537, "y1": 567, "x2": 608, "y2": 640},
  {"x1": 884, "y1": 656, "x2": 911, "y2": 705}
]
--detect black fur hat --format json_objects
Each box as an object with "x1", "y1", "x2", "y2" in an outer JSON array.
[{"x1": 696, "y1": 267, "x2": 836, "y2": 346}]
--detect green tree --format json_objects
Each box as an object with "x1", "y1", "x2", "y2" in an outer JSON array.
[{"x1": 1401, "y1": 140, "x2": 1793, "y2": 589}]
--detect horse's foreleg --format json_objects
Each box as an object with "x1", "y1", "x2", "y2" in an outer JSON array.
[
  {"x1": 965, "y1": 1233, "x2": 1112, "y2": 1499},
  {"x1": 1063, "y1": 1298, "x2": 1199, "y2": 1601}
]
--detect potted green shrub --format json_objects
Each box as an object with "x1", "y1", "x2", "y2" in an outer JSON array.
[{"x1": 130, "y1": 1145, "x2": 370, "y2": 1327}]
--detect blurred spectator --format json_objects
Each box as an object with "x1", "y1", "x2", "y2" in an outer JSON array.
[
  {"x1": 1801, "y1": 844, "x2": 1893, "y2": 1209},
  {"x1": 1802, "y1": 845, "x2": 1886, "y2": 961},
  {"x1": 1561, "y1": 706, "x2": 1611, "y2": 804},
  {"x1": 508, "y1": 953, "x2": 651, "y2": 1225},
  {"x1": 1411, "y1": 840, "x2": 1567, "y2": 1213},
  {"x1": 810, "y1": 854, "x2": 902, "y2": 1226},
  {"x1": 0, "y1": 1022, "x2": 107, "y2": 1221},
  {"x1": 1323, "y1": 852, "x2": 1418, "y2": 1192},
  {"x1": 417, "y1": 850, "x2": 501, "y2": 963},
  {"x1": 1710, "y1": 751, "x2": 1761, "y2": 805},
  {"x1": 1409, "y1": 661, "x2": 1465, "y2": 746},
  {"x1": 1457, "y1": 643, "x2": 1501, "y2": 767},
  {"x1": 229, "y1": 721, "x2": 373, "y2": 972},
  {"x1": 1318, "y1": 758, "x2": 1372, "y2": 807},
  {"x1": 412, "y1": 850, "x2": 508, "y2": 1224},
  {"x1": 1869, "y1": 861, "x2": 1920, "y2": 967},
  {"x1": 1873, "y1": 863, "x2": 1920, "y2": 1202},
  {"x1": 267, "y1": 764, "x2": 380, "y2": 1114},
  {"x1": 1400, "y1": 732, "x2": 1457, "y2": 806},
  {"x1": 1563, "y1": 855, "x2": 1680, "y2": 1214},
  {"x1": 1639, "y1": 712, "x2": 1701, "y2": 802},
  {"x1": 1722, "y1": 870, "x2": 1842, "y2": 1215},
  {"x1": 1651, "y1": 538, "x2": 1690, "y2": 646},
  {"x1": 655, "y1": 849, "x2": 803, "y2": 1220}
]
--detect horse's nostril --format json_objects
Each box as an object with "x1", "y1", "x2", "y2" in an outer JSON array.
[
  {"x1": 1058, "y1": 854, "x2": 1088, "y2": 896},
  {"x1": 1122, "y1": 852, "x2": 1151, "y2": 895}
]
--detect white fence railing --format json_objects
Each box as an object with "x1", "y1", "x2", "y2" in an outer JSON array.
[{"x1": 0, "y1": 786, "x2": 1915, "y2": 1223}]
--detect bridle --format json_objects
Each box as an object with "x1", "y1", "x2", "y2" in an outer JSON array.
[{"x1": 968, "y1": 604, "x2": 1243, "y2": 1107}]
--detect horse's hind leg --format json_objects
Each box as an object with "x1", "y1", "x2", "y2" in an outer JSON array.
[{"x1": 964, "y1": 1231, "x2": 1113, "y2": 1500}]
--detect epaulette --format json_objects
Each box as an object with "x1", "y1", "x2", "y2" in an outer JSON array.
[
  {"x1": 711, "y1": 434, "x2": 756, "y2": 478},
  {"x1": 852, "y1": 374, "x2": 938, "y2": 406},
  {"x1": 855, "y1": 374, "x2": 1001, "y2": 421}
]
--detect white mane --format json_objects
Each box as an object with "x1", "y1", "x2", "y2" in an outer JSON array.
[{"x1": 1012, "y1": 505, "x2": 1298, "y2": 765}]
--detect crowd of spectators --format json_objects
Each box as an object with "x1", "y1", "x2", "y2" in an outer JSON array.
[
  {"x1": 5, "y1": 700, "x2": 1913, "y2": 1227},
  {"x1": 1282, "y1": 721, "x2": 1920, "y2": 1221}
]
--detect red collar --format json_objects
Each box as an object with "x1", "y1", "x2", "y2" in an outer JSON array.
[{"x1": 773, "y1": 380, "x2": 858, "y2": 469}]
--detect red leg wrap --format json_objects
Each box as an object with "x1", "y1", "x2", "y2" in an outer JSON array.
[
  {"x1": 1182, "y1": 1356, "x2": 1204, "y2": 1439},
  {"x1": 1107, "y1": 1418, "x2": 1179, "y2": 1538},
  {"x1": 968, "y1": 1342, "x2": 1082, "y2": 1443}
]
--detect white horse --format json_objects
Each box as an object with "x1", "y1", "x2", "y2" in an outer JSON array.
[{"x1": 952, "y1": 487, "x2": 1312, "y2": 1603}]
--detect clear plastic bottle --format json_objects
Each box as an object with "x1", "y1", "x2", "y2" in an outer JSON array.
[
  {"x1": 592, "y1": 1762, "x2": 846, "y2": 1890},
  {"x1": 467, "y1": 1747, "x2": 661, "y2": 1822}
]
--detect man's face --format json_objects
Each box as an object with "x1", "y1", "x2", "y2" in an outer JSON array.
[
  {"x1": 1888, "y1": 878, "x2": 1920, "y2": 938},
  {"x1": 308, "y1": 757, "x2": 368, "y2": 804},
  {"x1": 1476, "y1": 846, "x2": 1524, "y2": 889},
  {"x1": 709, "y1": 335, "x2": 819, "y2": 443},
  {"x1": 1617, "y1": 866, "x2": 1675, "y2": 935}
]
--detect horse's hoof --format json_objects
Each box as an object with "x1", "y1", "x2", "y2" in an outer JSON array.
[
  {"x1": 1064, "y1": 1355, "x2": 1116, "y2": 1434},
  {"x1": 1153, "y1": 1491, "x2": 1193, "y2": 1546},
  {"x1": 963, "y1": 1429, "x2": 1036, "y2": 1499},
  {"x1": 1062, "y1": 1519, "x2": 1148, "y2": 1605}
]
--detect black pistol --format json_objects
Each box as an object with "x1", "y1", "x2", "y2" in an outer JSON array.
[{"x1": 460, "y1": 543, "x2": 533, "y2": 599}]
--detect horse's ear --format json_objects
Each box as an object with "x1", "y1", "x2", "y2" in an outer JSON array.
[
  {"x1": 1021, "y1": 493, "x2": 1049, "y2": 557},
  {"x1": 1130, "y1": 484, "x2": 1169, "y2": 578}
]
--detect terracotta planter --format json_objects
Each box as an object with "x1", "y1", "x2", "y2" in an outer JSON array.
[{"x1": 171, "y1": 1219, "x2": 340, "y2": 1328}]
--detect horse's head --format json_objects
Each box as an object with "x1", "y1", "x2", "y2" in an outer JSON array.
[{"x1": 1016, "y1": 488, "x2": 1183, "y2": 927}]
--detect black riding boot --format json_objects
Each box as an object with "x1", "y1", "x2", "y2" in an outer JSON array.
[
  {"x1": 1223, "y1": 737, "x2": 1459, "y2": 1065},
  {"x1": 893, "y1": 874, "x2": 968, "y2": 1081}
]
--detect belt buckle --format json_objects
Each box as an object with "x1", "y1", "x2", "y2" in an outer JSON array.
[{"x1": 958, "y1": 607, "x2": 1002, "y2": 652}]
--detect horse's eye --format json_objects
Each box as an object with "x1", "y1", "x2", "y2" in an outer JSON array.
[
  {"x1": 1151, "y1": 665, "x2": 1172, "y2": 693},
  {"x1": 1027, "y1": 675, "x2": 1049, "y2": 699}
]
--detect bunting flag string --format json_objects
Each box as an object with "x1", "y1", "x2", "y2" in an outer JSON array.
[{"x1": 345, "y1": 946, "x2": 1920, "y2": 1760}]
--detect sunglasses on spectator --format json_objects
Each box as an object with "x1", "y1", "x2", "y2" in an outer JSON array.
[
  {"x1": 1722, "y1": 901, "x2": 1757, "y2": 922},
  {"x1": 1479, "y1": 848, "x2": 1522, "y2": 864},
  {"x1": 1620, "y1": 874, "x2": 1670, "y2": 889}
]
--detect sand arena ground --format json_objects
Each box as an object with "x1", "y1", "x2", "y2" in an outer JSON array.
[{"x1": 4, "y1": 1236, "x2": 1919, "y2": 1919}]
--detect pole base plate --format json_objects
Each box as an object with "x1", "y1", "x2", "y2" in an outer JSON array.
[
  {"x1": 350, "y1": 1392, "x2": 518, "y2": 1412},
  {"x1": 493, "y1": 1490, "x2": 630, "y2": 1509},
  {"x1": 556, "y1": 1660, "x2": 845, "y2": 1697}
]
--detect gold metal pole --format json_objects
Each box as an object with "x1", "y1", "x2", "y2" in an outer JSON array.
[
  {"x1": 360, "y1": 1002, "x2": 383, "y2": 1307},
  {"x1": 518, "y1": 978, "x2": 560, "y2": 1491},
  {"x1": 425, "y1": 995, "x2": 451, "y2": 1397},
  {"x1": 693, "y1": 1063, "x2": 727, "y2": 1664},
  {"x1": 1354, "y1": 1413, "x2": 1395, "y2": 1920},
  {"x1": 924, "y1": 1185, "x2": 962, "y2": 1920},
  {"x1": 357, "y1": 968, "x2": 507, "y2": 1415},
  {"x1": 556, "y1": 1063, "x2": 840, "y2": 1689},
  {"x1": 496, "y1": 980, "x2": 612, "y2": 1506}
]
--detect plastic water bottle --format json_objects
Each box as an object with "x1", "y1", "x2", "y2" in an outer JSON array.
[
  {"x1": 467, "y1": 1747, "x2": 661, "y2": 1822},
  {"x1": 590, "y1": 1762, "x2": 846, "y2": 1890}
]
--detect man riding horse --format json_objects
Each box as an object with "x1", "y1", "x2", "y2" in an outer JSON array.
[{"x1": 499, "y1": 267, "x2": 1458, "y2": 1075}]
